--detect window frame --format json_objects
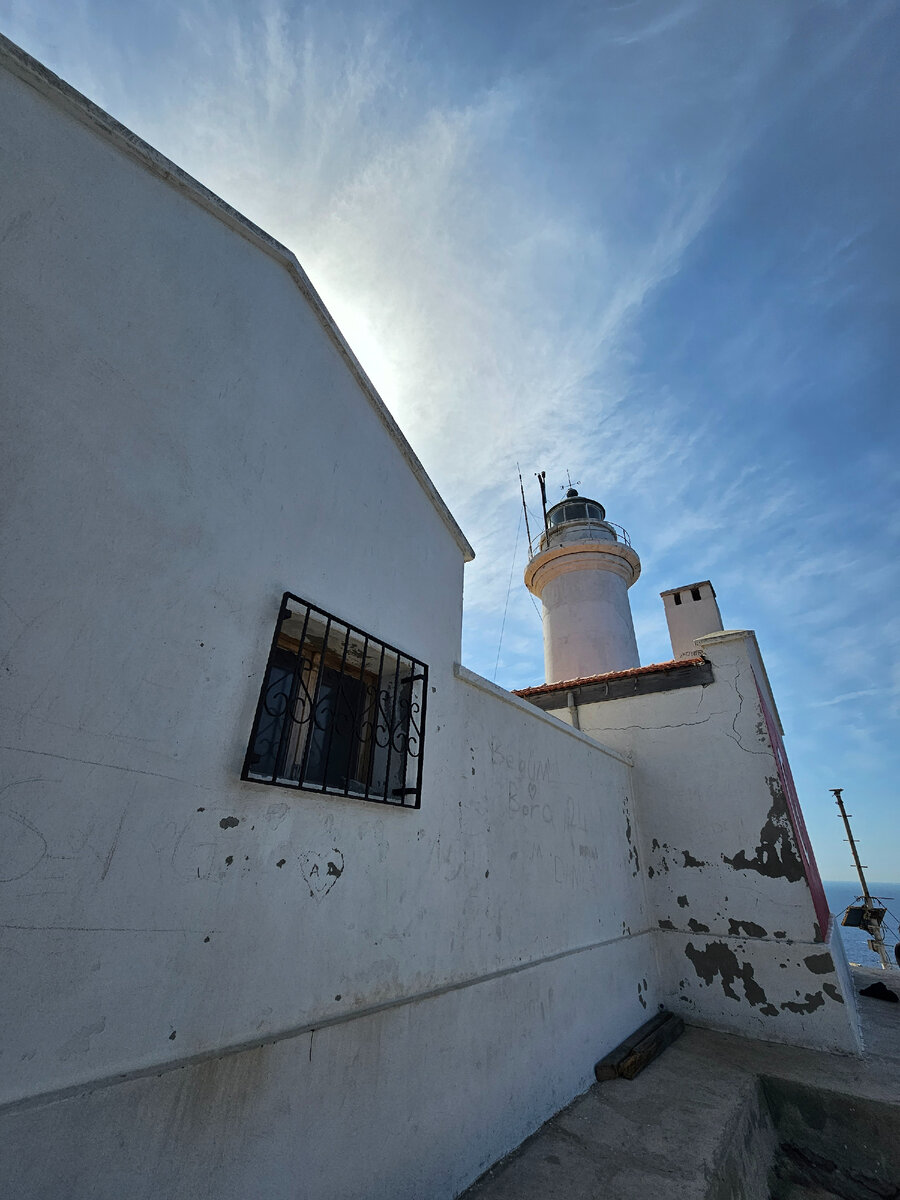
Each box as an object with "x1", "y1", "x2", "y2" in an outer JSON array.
[{"x1": 241, "y1": 592, "x2": 428, "y2": 809}]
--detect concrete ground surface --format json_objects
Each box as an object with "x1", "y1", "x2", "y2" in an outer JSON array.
[{"x1": 461, "y1": 967, "x2": 900, "y2": 1199}]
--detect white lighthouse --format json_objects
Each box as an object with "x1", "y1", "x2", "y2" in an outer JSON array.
[{"x1": 524, "y1": 488, "x2": 641, "y2": 684}]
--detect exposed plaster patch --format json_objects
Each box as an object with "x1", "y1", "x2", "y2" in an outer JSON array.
[
  {"x1": 687, "y1": 918, "x2": 710, "y2": 933},
  {"x1": 658, "y1": 920, "x2": 675, "y2": 930},
  {"x1": 823, "y1": 983, "x2": 844, "y2": 1004},
  {"x1": 804, "y1": 953, "x2": 834, "y2": 975},
  {"x1": 722, "y1": 784, "x2": 804, "y2": 883},
  {"x1": 728, "y1": 919, "x2": 767, "y2": 939},
  {"x1": 781, "y1": 992, "x2": 825, "y2": 1015},
  {"x1": 677, "y1": 895, "x2": 689, "y2": 908},
  {"x1": 219, "y1": 816, "x2": 239, "y2": 829},
  {"x1": 682, "y1": 850, "x2": 708, "y2": 868},
  {"x1": 684, "y1": 941, "x2": 769, "y2": 1008},
  {"x1": 622, "y1": 796, "x2": 639, "y2": 877}
]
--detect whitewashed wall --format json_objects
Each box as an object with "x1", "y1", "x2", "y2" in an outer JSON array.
[
  {"x1": 564, "y1": 634, "x2": 861, "y2": 1054},
  {"x1": 0, "y1": 43, "x2": 659, "y2": 1199}
]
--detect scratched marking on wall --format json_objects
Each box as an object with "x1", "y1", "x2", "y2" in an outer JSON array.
[{"x1": 298, "y1": 848, "x2": 344, "y2": 900}]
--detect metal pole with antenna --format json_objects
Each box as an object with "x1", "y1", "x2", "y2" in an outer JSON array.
[
  {"x1": 517, "y1": 464, "x2": 534, "y2": 558},
  {"x1": 832, "y1": 787, "x2": 892, "y2": 969},
  {"x1": 536, "y1": 471, "x2": 550, "y2": 538}
]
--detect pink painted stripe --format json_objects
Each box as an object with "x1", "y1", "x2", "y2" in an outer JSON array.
[{"x1": 754, "y1": 677, "x2": 831, "y2": 937}]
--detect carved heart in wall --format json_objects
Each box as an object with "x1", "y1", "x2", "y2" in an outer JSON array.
[{"x1": 298, "y1": 847, "x2": 344, "y2": 900}]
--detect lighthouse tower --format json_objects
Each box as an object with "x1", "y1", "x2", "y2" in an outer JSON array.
[{"x1": 524, "y1": 488, "x2": 641, "y2": 683}]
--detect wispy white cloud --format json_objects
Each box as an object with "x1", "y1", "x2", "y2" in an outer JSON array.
[
  {"x1": 2, "y1": 0, "x2": 897, "y2": 876},
  {"x1": 812, "y1": 687, "x2": 898, "y2": 709}
]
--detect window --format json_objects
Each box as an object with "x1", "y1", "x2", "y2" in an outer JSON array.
[
  {"x1": 548, "y1": 500, "x2": 606, "y2": 526},
  {"x1": 673, "y1": 592, "x2": 682, "y2": 606},
  {"x1": 690, "y1": 587, "x2": 702, "y2": 602},
  {"x1": 242, "y1": 593, "x2": 428, "y2": 808}
]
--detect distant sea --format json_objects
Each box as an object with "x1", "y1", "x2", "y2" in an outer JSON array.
[{"x1": 823, "y1": 880, "x2": 900, "y2": 968}]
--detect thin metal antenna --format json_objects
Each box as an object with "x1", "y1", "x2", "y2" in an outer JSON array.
[
  {"x1": 493, "y1": 508, "x2": 522, "y2": 683},
  {"x1": 832, "y1": 787, "x2": 892, "y2": 970},
  {"x1": 517, "y1": 464, "x2": 534, "y2": 557}
]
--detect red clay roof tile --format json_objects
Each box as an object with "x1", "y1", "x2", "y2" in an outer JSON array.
[{"x1": 512, "y1": 657, "x2": 706, "y2": 698}]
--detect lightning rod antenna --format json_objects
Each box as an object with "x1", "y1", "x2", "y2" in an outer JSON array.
[{"x1": 517, "y1": 464, "x2": 534, "y2": 557}]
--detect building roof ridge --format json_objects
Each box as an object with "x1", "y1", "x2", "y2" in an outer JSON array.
[{"x1": 0, "y1": 32, "x2": 475, "y2": 563}]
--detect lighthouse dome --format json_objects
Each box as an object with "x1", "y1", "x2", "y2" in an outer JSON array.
[{"x1": 547, "y1": 489, "x2": 607, "y2": 528}]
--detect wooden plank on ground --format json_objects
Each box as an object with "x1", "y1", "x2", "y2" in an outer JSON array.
[{"x1": 594, "y1": 1011, "x2": 684, "y2": 1082}]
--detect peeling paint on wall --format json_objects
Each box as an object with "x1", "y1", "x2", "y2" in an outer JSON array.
[
  {"x1": 681, "y1": 850, "x2": 708, "y2": 869},
  {"x1": 722, "y1": 784, "x2": 804, "y2": 883},
  {"x1": 781, "y1": 991, "x2": 825, "y2": 1014},
  {"x1": 804, "y1": 953, "x2": 834, "y2": 975},
  {"x1": 728, "y1": 919, "x2": 767, "y2": 939},
  {"x1": 684, "y1": 940, "x2": 769, "y2": 1009},
  {"x1": 622, "y1": 795, "x2": 640, "y2": 878}
]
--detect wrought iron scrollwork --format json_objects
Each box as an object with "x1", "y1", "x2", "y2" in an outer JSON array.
[{"x1": 242, "y1": 592, "x2": 428, "y2": 808}]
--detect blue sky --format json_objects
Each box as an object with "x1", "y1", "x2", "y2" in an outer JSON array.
[{"x1": 3, "y1": 0, "x2": 898, "y2": 881}]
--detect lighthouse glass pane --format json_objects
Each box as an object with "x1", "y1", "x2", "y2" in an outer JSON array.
[{"x1": 242, "y1": 593, "x2": 427, "y2": 808}]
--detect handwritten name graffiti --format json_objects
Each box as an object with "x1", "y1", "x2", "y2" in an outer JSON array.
[
  {"x1": 490, "y1": 741, "x2": 555, "y2": 785},
  {"x1": 508, "y1": 781, "x2": 553, "y2": 824},
  {"x1": 489, "y1": 740, "x2": 557, "y2": 823}
]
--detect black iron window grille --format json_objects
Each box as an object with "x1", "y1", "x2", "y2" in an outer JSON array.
[{"x1": 242, "y1": 593, "x2": 428, "y2": 808}]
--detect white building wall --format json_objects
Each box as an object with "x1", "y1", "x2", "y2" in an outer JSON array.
[
  {"x1": 566, "y1": 634, "x2": 860, "y2": 1054},
  {"x1": 0, "y1": 44, "x2": 660, "y2": 1198}
]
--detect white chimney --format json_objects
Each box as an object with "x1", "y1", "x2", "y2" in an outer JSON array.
[{"x1": 661, "y1": 580, "x2": 723, "y2": 659}]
